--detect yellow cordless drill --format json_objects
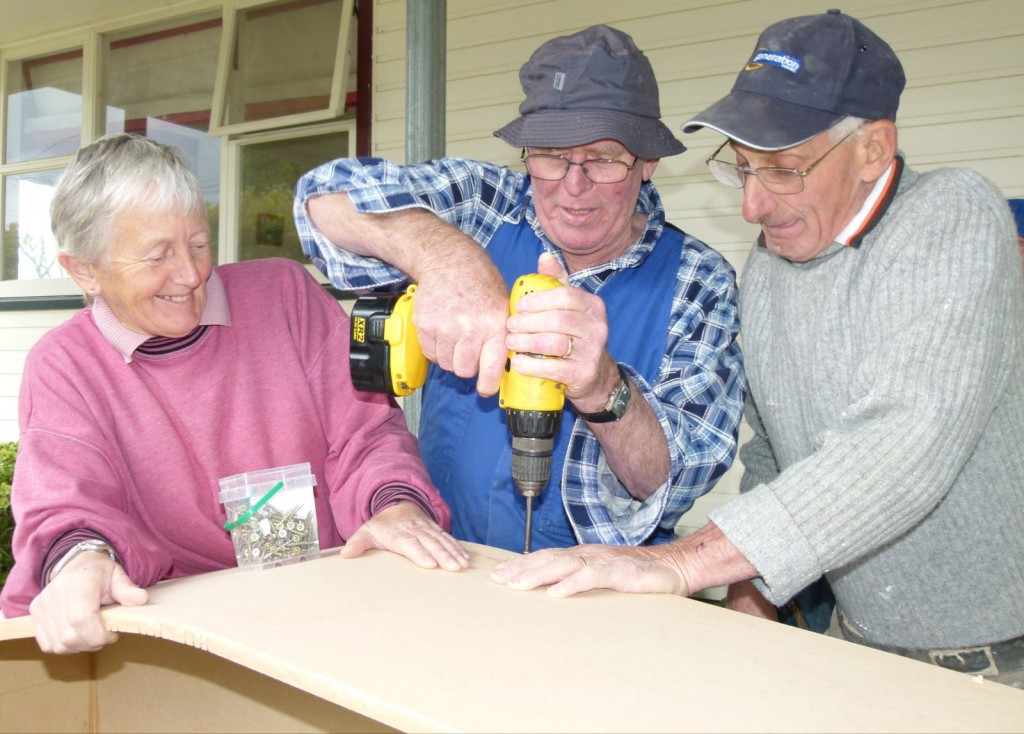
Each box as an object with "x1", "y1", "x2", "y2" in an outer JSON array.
[
  {"x1": 497, "y1": 274, "x2": 566, "y2": 552},
  {"x1": 349, "y1": 274, "x2": 565, "y2": 553}
]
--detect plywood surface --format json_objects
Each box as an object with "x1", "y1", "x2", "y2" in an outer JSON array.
[{"x1": 1, "y1": 543, "x2": 1023, "y2": 733}]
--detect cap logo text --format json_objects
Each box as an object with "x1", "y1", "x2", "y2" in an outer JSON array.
[
  {"x1": 553, "y1": 72, "x2": 565, "y2": 91},
  {"x1": 745, "y1": 49, "x2": 802, "y2": 74}
]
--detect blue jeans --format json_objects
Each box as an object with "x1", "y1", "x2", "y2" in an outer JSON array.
[{"x1": 777, "y1": 578, "x2": 835, "y2": 634}]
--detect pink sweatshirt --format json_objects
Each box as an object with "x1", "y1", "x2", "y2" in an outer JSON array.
[{"x1": 1, "y1": 258, "x2": 449, "y2": 617}]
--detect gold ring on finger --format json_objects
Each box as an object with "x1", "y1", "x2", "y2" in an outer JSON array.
[{"x1": 562, "y1": 335, "x2": 575, "y2": 359}]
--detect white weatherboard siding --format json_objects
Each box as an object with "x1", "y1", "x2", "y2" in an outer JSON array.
[{"x1": 0, "y1": 310, "x2": 79, "y2": 441}]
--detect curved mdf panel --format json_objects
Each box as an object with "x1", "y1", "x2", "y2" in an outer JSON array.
[{"x1": 1, "y1": 544, "x2": 1022, "y2": 733}]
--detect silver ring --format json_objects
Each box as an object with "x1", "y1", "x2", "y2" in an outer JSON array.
[{"x1": 562, "y1": 335, "x2": 575, "y2": 359}]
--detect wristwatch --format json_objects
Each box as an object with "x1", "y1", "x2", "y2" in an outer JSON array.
[
  {"x1": 48, "y1": 539, "x2": 117, "y2": 583},
  {"x1": 576, "y1": 365, "x2": 632, "y2": 423}
]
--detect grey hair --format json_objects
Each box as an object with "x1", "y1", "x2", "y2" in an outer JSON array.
[
  {"x1": 50, "y1": 133, "x2": 205, "y2": 265},
  {"x1": 829, "y1": 116, "x2": 869, "y2": 142}
]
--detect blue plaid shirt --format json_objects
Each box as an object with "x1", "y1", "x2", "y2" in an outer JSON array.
[{"x1": 294, "y1": 157, "x2": 745, "y2": 545}]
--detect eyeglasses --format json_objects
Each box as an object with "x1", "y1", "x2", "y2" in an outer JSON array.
[
  {"x1": 705, "y1": 129, "x2": 859, "y2": 195},
  {"x1": 521, "y1": 149, "x2": 640, "y2": 184}
]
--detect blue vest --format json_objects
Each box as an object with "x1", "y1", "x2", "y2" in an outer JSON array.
[{"x1": 419, "y1": 215, "x2": 682, "y2": 552}]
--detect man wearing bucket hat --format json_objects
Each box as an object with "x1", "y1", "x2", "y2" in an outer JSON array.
[
  {"x1": 295, "y1": 25, "x2": 745, "y2": 553},
  {"x1": 491, "y1": 10, "x2": 1024, "y2": 687}
]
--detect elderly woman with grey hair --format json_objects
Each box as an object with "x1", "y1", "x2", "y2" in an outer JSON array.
[{"x1": 1, "y1": 133, "x2": 467, "y2": 654}]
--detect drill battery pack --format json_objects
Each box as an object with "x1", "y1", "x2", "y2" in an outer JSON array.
[{"x1": 349, "y1": 287, "x2": 427, "y2": 396}]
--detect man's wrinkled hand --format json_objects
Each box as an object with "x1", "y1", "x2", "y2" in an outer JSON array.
[
  {"x1": 504, "y1": 252, "x2": 621, "y2": 410},
  {"x1": 411, "y1": 256, "x2": 510, "y2": 397},
  {"x1": 489, "y1": 544, "x2": 689, "y2": 598}
]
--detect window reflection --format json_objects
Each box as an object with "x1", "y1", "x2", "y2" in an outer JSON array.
[
  {"x1": 103, "y1": 17, "x2": 223, "y2": 266},
  {"x1": 2, "y1": 170, "x2": 63, "y2": 281},
  {"x1": 5, "y1": 50, "x2": 83, "y2": 163},
  {"x1": 224, "y1": 0, "x2": 348, "y2": 126},
  {"x1": 238, "y1": 129, "x2": 351, "y2": 264},
  {"x1": 104, "y1": 16, "x2": 221, "y2": 138}
]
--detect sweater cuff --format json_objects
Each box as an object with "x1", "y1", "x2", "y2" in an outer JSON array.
[
  {"x1": 40, "y1": 529, "x2": 117, "y2": 587},
  {"x1": 708, "y1": 486, "x2": 821, "y2": 605},
  {"x1": 369, "y1": 484, "x2": 438, "y2": 523}
]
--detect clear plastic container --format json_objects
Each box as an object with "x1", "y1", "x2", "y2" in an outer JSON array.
[{"x1": 218, "y1": 462, "x2": 321, "y2": 571}]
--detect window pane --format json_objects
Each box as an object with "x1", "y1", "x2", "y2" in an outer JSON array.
[
  {"x1": 3, "y1": 170, "x2": 63, "y2": 281},
  {"x1": 5, "y1": 49, "x2": 83, "y2": 163},
  {"x1": 103, "y1": 17, "x2": 223, "y2": 266},
  {"x1": 224, "y1": 0, "x2": 345, "y2": 126},
  {"x1": 104, "y1": 16, "x2": 221, "y2": 137},
  {"x1": 154, "y1": 123, "x2": 222, "y2": 265},
  {"x1": 238, "y1": 130, "x2": 351, "y2": 264}
]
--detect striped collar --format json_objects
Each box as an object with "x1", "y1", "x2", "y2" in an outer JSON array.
[
  {"x1": 92, "y1": 269, "x2": 231, "y2": 363},
  {"x1": 835, "y1": 155, "x2": 904, "y2": 248}
]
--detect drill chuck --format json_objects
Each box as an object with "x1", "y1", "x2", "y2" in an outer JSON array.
[{"x1": 507, "y1": 409, "x2": 561, "y2": 497}]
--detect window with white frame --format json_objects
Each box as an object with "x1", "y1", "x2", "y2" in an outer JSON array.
[
  {"x1": 212, "y1": 0, "x2": 354, "y2": 135},
  {"x1": 2, "y1": 44, "x2": 83, "y2": 295},
  {"x1": 228, "y1": 123, "x2": 354, "y2": 271},
  {"x1": 0, "y1": 0, "x2": 357, "y2": 302}
]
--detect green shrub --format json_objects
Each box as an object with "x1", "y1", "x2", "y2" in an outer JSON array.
[{"x1": 0, "y1": 441, "x2": 17, "y2": 588}]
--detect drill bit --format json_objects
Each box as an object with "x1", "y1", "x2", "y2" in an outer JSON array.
[{"x1": 524, "y1": 496, "x2": 534, "y2": 554}]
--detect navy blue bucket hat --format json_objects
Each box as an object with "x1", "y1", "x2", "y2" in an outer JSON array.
[
  {"x1": 683, "y1": 9, "x2": 906, "y2": 151},
  {"x1": 494, "y1": 25, "x2": 685, "y2": 159}
]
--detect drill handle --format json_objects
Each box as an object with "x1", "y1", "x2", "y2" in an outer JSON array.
[{"x1": 499, "y1": 273, "x2": 566, "y2": 412}]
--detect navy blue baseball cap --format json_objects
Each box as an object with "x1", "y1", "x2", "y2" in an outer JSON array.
[{"x1": 683, "y1": 9, "x2": 906, "y2": 151}]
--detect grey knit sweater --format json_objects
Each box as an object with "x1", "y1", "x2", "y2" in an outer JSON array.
[{"x1": 709, "y1": 161, "x2": 1024, "y2": 649}]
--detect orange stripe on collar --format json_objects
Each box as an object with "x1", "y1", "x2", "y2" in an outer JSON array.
[{"x1": 846, "y1": 156, "x2": 904, "y2": 249}]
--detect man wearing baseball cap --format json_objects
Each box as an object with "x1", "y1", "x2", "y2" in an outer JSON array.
[
  {"x1": 295, "y1": 27, "x2": 745, "y2": 554},
  {"x1": 493, "y1": 10, "x2": 1024, "y2": 687}
]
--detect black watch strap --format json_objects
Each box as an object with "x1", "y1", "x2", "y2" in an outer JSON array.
[{"x1": 576, "y1": 365, "x2": 632, "y2": 423}]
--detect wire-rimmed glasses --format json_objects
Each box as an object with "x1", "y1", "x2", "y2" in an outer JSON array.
[
  {"x1": 521, "y1": 149, "x2": 640, "y2": 184},
  {"x1": 705, "y1": 130, "x2": 859, "y2": 194}
]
